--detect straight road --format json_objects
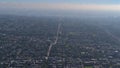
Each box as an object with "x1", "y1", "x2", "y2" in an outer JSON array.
[{"x1": 46, "y1": 23, "x2": 61, "y2": 60}]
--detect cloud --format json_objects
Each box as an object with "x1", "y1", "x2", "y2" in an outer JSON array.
[{"x1": 0, "y1": 2, "x2": 120, "y2": 11}]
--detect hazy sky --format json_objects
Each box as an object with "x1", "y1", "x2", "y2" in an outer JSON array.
[
  {"x1": 0, "y1": 0, "x2": 120, "y2": 16},
  {"x1": 0, "y1": 0, "x2": 120, "y2": 11},
  {"x1": 0, "y1": 0, "x2": 120, "y2": 4},
  {"x1": 0, "y1": 0, "x2": 120, "y2": 10}
]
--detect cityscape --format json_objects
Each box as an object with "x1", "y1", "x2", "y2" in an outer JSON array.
[
  {"x1": 1, "y1": 0, "x2": 120, "y2": 68},
  {"x1": 0, "y1": 15, "x2": 120, "y2": 68}
]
